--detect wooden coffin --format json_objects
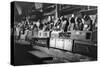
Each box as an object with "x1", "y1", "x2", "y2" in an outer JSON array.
[
  {"x1": 70, "y1": 31, "x2": 92, "y2": 41},
  {"x1": 55, "y1": 38, "x2": 64, "y2": 49},
  {"x1": 73, "y1": 40, "x2": 97, "y2": 58},
  {"x1": 51, "y1": 31, "x2": 61, "y2": 38},
  {"x1": 50, "y1": 38, "x2": 56, "y2": 48},
  {"x1": 59, "y1": 32, "x2": 71, "y2": 39},
  {"x1": 32, "y1": 38, "x2": 49, "y2": 47},
  {"x1": 92, "y1": 30, "x2": 97, "y2": 43},
  {"x1": 38, "y1": 31, "x2": 50, "y2": 38},
  {"x1": 63, "y1": 39, "x2": 73, "y2": 51}
]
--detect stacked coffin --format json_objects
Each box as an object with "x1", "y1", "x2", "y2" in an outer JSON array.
[
  {"x1": 50, "y1": 38, "x2": 56, "y2": 48},
  {"x1": 50, "y1": 31, "x2": 60, "y2": 48},
  {"x1": 50, "y1": 31, "x2": 61, "y2": 38},
  {"x1": 38, "y1": 31, "x2": 50, "y2": 38},
  {"x1": 70, "y1": 31, "x2": 92, "y2": 41},
  {"x1": 69, "y1": 31, "x2": 97, "y2": 58},
  {"x1": 50, "y1": 31, "x2": 73, "y2": 51},
  {"x1": 73, "y1": 40, "x2": 97, "y2": 58},
  {"x1": 56, "y1": 38, "x2": 64, "y2": 49},
  {"x1": 63, "y1": 39, "x2": 73, "y2": 51},
  {"x1": 31, "y1": 31, "x2": 50, "y2": 47},
  {"x1": 59, "y1": 32, "x2": 71, "y2": 39},
  {"x1": 92, "y1": 30, "x2": 97, "y2": 43}
]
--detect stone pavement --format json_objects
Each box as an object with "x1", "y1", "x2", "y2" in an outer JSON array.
[
  {"x1": 14, "y1": 39, "x2": 94, "y2": 64},
  {"x1": 32, "y1": 45, "x2": 93, "y2": 63}
]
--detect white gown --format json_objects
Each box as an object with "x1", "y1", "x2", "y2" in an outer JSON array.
[{"x1": 20, "y1": 30, "x2": 29, "y2": 40}]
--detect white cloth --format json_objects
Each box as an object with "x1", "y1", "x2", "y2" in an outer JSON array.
[
  {"x1": 20, "y1": 30, "x2": 29, "y2": 40},
  {"x1": 16, "y1": 27, "x2": 20, "y2": 36}
]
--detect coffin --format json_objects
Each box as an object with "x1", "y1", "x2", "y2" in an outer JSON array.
[
  {"x1": 56, "y1": 38, "x2": 64, "y2": 49},
  {"x1": 38, "y1": 31, "x2": 50, "y2": 38},
  {"x1": 50, "y1": 38, "x2": 56, "y2": 48},
  {"x1": 32, "y1": 38, "x2": 49, "y2": 47},
  {"x1": 63, "y1": 39, "x2": 73, "y2": 51},
  {"x1": 28, "y1": 51, "x2": 53, "y2": 61},
  {"x1": 59, "y1": 32, "x2": 71, "y2": 39},
  {"x1": 70, "y1": 31, "x2": 92, "y2": 41},
  {"x1": 50, "y1": 38, "x2": 73, "y2": 51},
  {"x1": 73, "y1": 40, "x2": 97, "y2": 58},
  {"x1": 51, "y1": 31, "x2": 61, "y2": 38},
  {"x1": 92, "y1": 30, "x2": 97, "y2": 43}
]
